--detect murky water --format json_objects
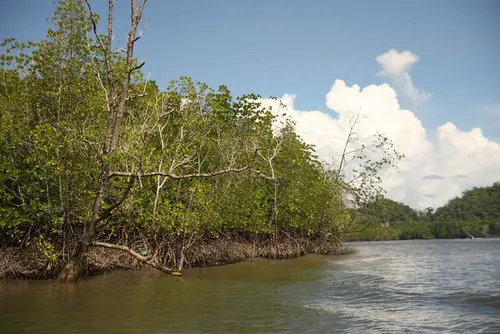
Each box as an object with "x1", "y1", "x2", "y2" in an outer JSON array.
[{"x1": 1, "y1": 239, "x2": 499, "y2": 333}]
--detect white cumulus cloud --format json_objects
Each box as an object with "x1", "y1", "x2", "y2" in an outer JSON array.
[
  {"x1": 261, "y1": 80, "x2": 500, "y2": 210},
  {"x1": 376, "y1": 49, "x2": 419, "y2": 76},
  {"x1": 376, "y1": 49, "x2": 431, "y2": 105}
]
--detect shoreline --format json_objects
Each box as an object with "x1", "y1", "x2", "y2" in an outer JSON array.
[{"x1": 0, "y1": 236, "x2": 353, "y2": 280}]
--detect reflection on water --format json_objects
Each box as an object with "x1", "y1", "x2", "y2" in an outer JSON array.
[{"x1": 1, "y1": 239, "x2": 499, "y2": 333}]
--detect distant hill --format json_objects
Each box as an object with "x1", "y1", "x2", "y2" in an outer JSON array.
[
  {"x1": 354, "y1": 197, "x2": 418, "y2": 227},
  {"x1": 433, "y1": 182, "x2": 500, "y2": 223},
  {"x1": 346, "y1": 182, "x2": 500, "y2": 241}
]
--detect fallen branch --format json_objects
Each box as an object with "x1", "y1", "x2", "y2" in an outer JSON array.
[{"x1": 90, "y1": 241, "x2": 182, "y2": 276}]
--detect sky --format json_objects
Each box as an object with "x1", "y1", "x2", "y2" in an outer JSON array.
[{"x1": 1, "y1": 0, "x2": 499, "y2": 209}]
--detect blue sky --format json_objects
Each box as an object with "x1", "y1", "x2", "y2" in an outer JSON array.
[{"x1": 1, "y1": 0, "x2": 499, "y2": 138}]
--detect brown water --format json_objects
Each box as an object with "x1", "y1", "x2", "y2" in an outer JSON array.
[{"x1": 1, "y1": 239, "x2": 500, "y2": 333}]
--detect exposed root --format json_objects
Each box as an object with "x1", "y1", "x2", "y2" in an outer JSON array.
[
  {"x1": 0, "y1": 246, "x2": 60, "y2": 279},
  {"x1": 1, "y1": 234, "x2": 352, "y2": 280},
  {"x1": 91, "y1": 241, "x2": 179, "y2": 276}
]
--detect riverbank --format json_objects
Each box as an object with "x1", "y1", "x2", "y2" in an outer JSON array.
[{"x1": 0, "y1": 235, "x2": 352, "y2": 280}]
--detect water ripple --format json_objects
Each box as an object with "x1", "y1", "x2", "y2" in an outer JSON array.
[{"x1": 302, "y1": 239, "x2": 500, "y2": 333}]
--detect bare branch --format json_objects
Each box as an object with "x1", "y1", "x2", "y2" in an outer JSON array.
[
  {"x1": 107, "y1": 0, "x2": 115, "y2": 48},
  {"x1": 250, "y1": 169, "x2": 275, "y2": 180},
  {"x1": 109, "y1": 0, "x2": 148, "y2": 152},
  {"x1": 338, "y1": 108, "x2": 362, "y2": 175},
  {"x1": 92, "y1": 241, "x2": 151, "y2": 261},
  {"x1": 126, "y1": 93, "x2": 146, "y2": 101},
  {"x1": 84, "y1": 0, "x2": 113, "y2": 89},
  {"x1": 130, "y1": 61, "x2": 145, "y2": 73},
  {"x1": 102, "y1": 174, "x2": 136, "y2": 215},
  {"x1": 109, "y1": 166, "x2": 250, "y2": 180},
  {"x1": 91, "y1": 241, "x2": 182, "y2": 276}
]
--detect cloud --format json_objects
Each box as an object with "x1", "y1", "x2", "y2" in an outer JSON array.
[
  {"x1": 376, "y1": 49, "x2": 431, "y2": 105},
  {"x1": 423, "y1": 175, "x2": 446, "y2": 180},
  {"x1": 261, "y1": 80, "x2": 500, "y2": 210},
  {"x1": 398, "y1": 72, "x2": 432, "y2": 104},
  {"x1": 376, "y1": 49, "x2": 418, "y2": 76}
]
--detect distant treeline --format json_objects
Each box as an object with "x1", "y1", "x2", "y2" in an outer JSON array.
[{"x1": 346, "y1": 182, "x2": 500, "y2": 241}]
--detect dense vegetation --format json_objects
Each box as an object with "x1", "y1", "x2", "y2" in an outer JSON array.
[
  {"x1": 346, "y1": 183, "x2": 500, "y2": 241},
  {"x1": 4, "y1": 0, "x2": 488, "y2": 281},
  {"x1": 1, "y1": 0, "x2": 403, "y2": 280}
]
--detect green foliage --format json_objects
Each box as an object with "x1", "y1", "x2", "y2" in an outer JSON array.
[
  {"x1": 433, "y1": 183, "x2": 500, "y2": 222},
  {"x1": 346, "y1": 182, "x2": 500, "y2": 241},
  {"x1": 347, "y1": 225, "x2": 401, "y2": 241},
  {"x1": 37, "y1": 234, "x2": 58, "y2": 262},
  {"x1": 0, "y1": 0, "x2": 399, "y2": 256}
]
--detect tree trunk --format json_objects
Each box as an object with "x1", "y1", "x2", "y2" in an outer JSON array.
[
  {"x1": 58, "y1": 0, "x2": 147, "y2": 281},
  {"x1": 58, "y1": 240, "x2": 88, "y2": 281}
]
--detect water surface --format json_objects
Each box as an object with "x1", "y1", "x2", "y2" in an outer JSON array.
[{"x1": 1, "y1": 239, "x2": 499, "y2": 333}]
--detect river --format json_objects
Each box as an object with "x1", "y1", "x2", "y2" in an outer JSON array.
[{"x1": 1, "y1": 239, "x2": 499, "y2": 333}]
